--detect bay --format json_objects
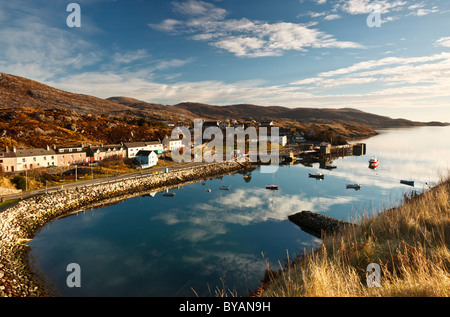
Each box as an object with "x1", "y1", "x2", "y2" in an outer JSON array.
[{"x1": 28, "y1": 126, "x2": 450, "y2": 297}]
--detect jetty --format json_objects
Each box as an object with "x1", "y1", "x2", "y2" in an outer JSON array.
[{"x1": 278, "y1": 143, "x2": 366, "y2": 163}]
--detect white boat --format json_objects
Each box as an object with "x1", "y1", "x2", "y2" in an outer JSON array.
[
  {"x1": 326, "y1": 164, "x2": 337, "y2": 169},
  {"x1": 368, "y1": 157, "x2": 379, "y2": 169},
  {"x1": 219, "y1": 185, "x2": 230, "y2": 190},
  {"x1": 346, "y1": 184, "x2": 361, "y2": 190}
]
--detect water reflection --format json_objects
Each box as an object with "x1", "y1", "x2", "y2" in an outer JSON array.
[{"x1": 28, "y1": 126, "x2": 450, "y2": 297}]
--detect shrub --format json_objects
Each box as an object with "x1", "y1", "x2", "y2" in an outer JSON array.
[{"x1": 11, "y1": 175, "x2": 28, "y2": 191}]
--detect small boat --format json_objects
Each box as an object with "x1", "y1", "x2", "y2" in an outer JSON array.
[
  {"x1": 266, "y1": 172, "x2": 279, "y2": 190},
  {"x1": 163, "y1": 192, "x2": 176, "y2": 197},
  {"x1": 206, "y1": 188, "x2": 211, "y2": 192},
  {"x1": 346, "y1": 184, "x2": 361, "y2": 190},
  {"x1": 309, "y1": 173, "x2": 324, "y2": 179},
  {"x1": 400, "y1": 180, "x2": 415, "y2": 187},
  {"x1": 326, "y1": 164, "x2": 337, "y2": 169},
  {"x1": 219, "y1": 185, "x2": 230, "y2": 190},
  {"x1": 368, "y1": 157, "x2": 379, "y2": 169}
]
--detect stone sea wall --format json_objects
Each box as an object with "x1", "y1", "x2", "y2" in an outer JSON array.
[{"x1": 0, "y1": 161, "x2": 250, "y2": 297}]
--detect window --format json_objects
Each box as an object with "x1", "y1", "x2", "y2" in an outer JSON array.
[
  {"x1": 33, "y1": 157, "x2": 36, "y2": 161},
  {"x1": 22, "y1": 158, "x2": 26, "y2": 162}
]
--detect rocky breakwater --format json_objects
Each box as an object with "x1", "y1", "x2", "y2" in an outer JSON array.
[
  {"x1": 288, "y1": 210, "x2": 355, "y2": 239},
  {"x1": 0, "y1": 161, "x2": 250, "y2": 297}
]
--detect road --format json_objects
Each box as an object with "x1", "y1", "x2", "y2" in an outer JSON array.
[{"x1": 1, "y1": 161, "x2": 207, "y2": 202}]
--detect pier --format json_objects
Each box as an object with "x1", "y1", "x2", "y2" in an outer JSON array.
[{"x1": 279, "y1": 142, "x2": 366, "y2": 163}]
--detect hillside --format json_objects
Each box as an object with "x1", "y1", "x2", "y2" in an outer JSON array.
[
  {"x1": 0, "y1": 107, "x2": 171, "y2": 149},
  {"x1": 172, "y1": 102, "x2": 448, "y2": 129},
  {"x1": 0, "y1": 72, "x2": 448, "y2": 149}
]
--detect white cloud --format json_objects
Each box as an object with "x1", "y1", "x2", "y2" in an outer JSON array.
[
  {"x1": 435, "y1": 37, "x2": 450, "y2": 48},
  {"x1": 151, "y1": 0, "x2": 364, "y2": 57},
  {"x1": 112, "y1": 49, "x2": 150, "y2": 64},
  {"x1": 324, "y1": 14, "x2": 342, "y2": 20}
]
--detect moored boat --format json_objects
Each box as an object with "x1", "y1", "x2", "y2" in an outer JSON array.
[
  {"x1": 309, "y1": 173, "x2": 324, "y2": 179},
  {"x1": 346, "y1": 184, "x2": 361, "y2": 190},
  {"x1": 400, "y1": 180, "x2": 415, "y2": 187},
  {"x1": 266, "y1": 185, "x2": 279, "y2": 190},
  {"x1": 368, "y1": 157, "x2": 379, "y2": 169}
]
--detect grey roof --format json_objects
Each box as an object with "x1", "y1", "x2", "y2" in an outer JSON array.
[
  {"x1": 0, "y1": 150, "x2": 17, "y2": 158},
  {"x1": 123, "y1": 142, "x2": 147, "y2": 148},
  {"x1": 13, "y1": 148, "x2": 56, "y2": 157}
]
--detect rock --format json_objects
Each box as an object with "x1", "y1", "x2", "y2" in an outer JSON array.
[{"x1": 288, "y1": 210, "x2": 355, "y2": 239}]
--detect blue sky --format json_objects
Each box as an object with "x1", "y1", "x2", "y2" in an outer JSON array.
[{"x1": 1, "y1": 0, "x2": 450, "y2": 122}]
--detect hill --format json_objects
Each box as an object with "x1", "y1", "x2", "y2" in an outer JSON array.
[
  {"x1": 0, "y1": 72, "x2": 448, "y2": 149},
  {"x1": 172, "y1": 102, "x2": 448, "y2": 129}
]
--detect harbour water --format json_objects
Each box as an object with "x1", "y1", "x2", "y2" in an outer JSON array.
[{"x1": 28, "y1": 126, "x2": 450, "y2": 297}]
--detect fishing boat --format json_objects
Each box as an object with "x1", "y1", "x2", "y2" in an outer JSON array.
[
  {"x1": 368, "y1": 157, "x2": 379, "y2": 169},
  {"x1": 346, "y1": 184, "x2": 361, "y2": 190},
  {"x1": 309, "y1": 172, "x2": 324, "y2": 179},
  {"x1": 400, "y1": 180, "x2": 415, "y2": 187}
]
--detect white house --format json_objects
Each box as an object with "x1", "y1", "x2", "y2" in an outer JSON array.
[
  {"x1": 14, "y1": 146, "x2": 57, "y2": 171},
  {"x1": 162, "y1": 136, "x2": 183, "y2": 152},
  {"x1": 135, "y1": 150, "x2": 158, "y2": 169},
  {"x1": 124, "y1": 141, "x2": 163, "y2": 158}
]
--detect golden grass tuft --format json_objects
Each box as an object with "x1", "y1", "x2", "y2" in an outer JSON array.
[{"x1": 260, "y1": 178, "x2": 450, "y2": 297}]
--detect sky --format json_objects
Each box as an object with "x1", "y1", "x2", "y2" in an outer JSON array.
[{"x1": 0, "y1": 0, "x2": 450, "y2": 122}]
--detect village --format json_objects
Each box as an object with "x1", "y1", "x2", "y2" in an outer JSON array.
[
  {"x1": 0, "y1": 119, "x2": 303, "y2": 174},
  {"x1": 0, "y1": 119, "x2": 367, "y2": 200}
]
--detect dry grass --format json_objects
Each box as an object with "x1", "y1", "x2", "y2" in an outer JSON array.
[{"x1": 260, "y1": 178, "x2": 450, "y2": 297}]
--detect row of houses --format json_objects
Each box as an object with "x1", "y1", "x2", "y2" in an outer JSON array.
[{"x1": 0, "y1": 137, "x2": 183, "y2": 173}]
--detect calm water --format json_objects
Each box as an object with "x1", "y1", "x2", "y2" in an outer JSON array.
[{"x1": 28, "y1": 126, "x2": 450, "y2": 297}]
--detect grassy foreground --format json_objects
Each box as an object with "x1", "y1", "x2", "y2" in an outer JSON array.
[{"x1": 258, "y1": 177, "x2": 450, "y2": 297}]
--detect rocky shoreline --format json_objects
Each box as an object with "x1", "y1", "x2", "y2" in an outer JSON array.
[{"x1": 0, "y1": 161, "x2": 251, "y2": 297}]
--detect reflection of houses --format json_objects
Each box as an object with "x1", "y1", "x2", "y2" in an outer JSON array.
[
  {"x1": 87, "y1": 144, "x2": 126, "y2": 162},
  {"x1": 135, "y1": 150, "x2": 158, "y2": 169},
  {"x1": 162, "y1": 137, "x2": 183, "y2": 152},
  {"x1": 55, "y1": 146, "x2": 87, "y2": 166}
]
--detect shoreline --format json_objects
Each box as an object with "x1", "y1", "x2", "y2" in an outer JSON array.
[{"x1": 0, "y1": 161, "x2": 252, "y2": 297}]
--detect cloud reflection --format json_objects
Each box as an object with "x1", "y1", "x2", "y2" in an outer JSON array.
[{"x1": 153, "y1": 187, "x2": 356, "y2": 243}]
